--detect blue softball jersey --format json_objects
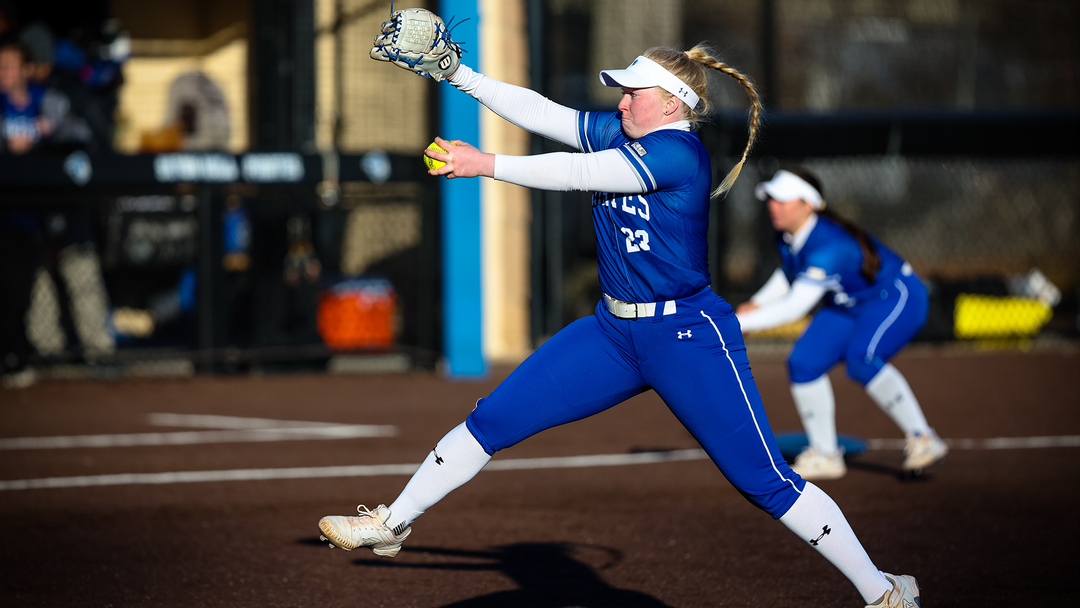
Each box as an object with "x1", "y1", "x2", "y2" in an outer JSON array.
[
  {"x1": 1, "y1": 84, "x2": 47, "y2": 145},
  {"x1": 778, "y1": 215, "x2": 908, "y2": 310},
  {"x1": 577, "y1": 111, "x2": 713, "y2": 303}
]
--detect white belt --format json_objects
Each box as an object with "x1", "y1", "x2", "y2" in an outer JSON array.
[{"x1": 603, "y1": 293, "x2": 677, "y2": 320}]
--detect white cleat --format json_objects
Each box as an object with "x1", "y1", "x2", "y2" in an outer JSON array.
[
  {"x1": 866, "y1": 572, "x2": 920, "y2": 608},
  {"x1": 791, "y1": 446, "x2": 847, "y2": 481},
  {"x1": 317, "y1": 504, "x2": 411, "y2": 557},
  {"x1": 902, "y1": 430, "x2": 948, "y2": 473}
]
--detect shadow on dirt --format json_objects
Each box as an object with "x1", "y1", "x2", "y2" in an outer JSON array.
[
  {"x1": 349, "y1": 542, "x2": 678, "y2": 607},
  {"x1": 845, "y1": 458, "x2": 938, "y2": 482}
]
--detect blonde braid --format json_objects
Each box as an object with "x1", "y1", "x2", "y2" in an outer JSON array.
[{"x1": 685, "y1": 49, "x2": 762, "y2": 197}]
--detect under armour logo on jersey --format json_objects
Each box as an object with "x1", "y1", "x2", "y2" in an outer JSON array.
[
  {"x1": 433, "y1": 447, "x2": 444, "y2": 465},
  {"x1": 809, "y1": 525, "x2": 831, "y2": 546},
  {"x1": 677, "y1": 330, "x2": 692, "y2": 339}
]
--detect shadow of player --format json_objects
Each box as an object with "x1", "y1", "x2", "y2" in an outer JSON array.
[{"x1": 351, "y1": 541, "x2": 678, "y2": 608}]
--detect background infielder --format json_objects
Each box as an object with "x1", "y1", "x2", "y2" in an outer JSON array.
[
  {"x1": 737, "y1": 167, "x2": 949, "y2": 480},
  {"x1": 318, "y1": 8, "x2": 920, "y2": 607}
]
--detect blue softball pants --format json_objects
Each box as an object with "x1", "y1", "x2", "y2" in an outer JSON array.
[
  {"x1": 466, "y1": 288, "x2": 806, "y2": 519},
  {"x1": 788, "y1": 272, "x2": 929, "y2": 386}
]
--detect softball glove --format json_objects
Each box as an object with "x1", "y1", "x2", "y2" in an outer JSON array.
[{"x1": 369, "y1": 8, "x2": 464, "y2": 82}]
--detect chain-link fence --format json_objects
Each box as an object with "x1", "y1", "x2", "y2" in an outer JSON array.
[
  {"x1": 536, "y1": 0, "x2": 1079, "y2": 344},
  {"x1": 0, "y1": 153, "x2": 438, "y2": 379}
]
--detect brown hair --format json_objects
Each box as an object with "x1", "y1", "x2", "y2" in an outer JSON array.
[
  {"x1": 644, "y1": 45, "x2": 762, "y2": 198},
  {"x1": 783, "y1": 166, "x2": 881, "y2": 282},
  {"x1": 0, "y1": 42, "x2": 30, "y2": 64}
]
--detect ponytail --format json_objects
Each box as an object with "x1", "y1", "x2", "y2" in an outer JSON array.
[
  {"x1": 645, "y1": 45, "x2": 762, "y2": 198},
  {"x1": 783, "y1": 166, "x2": 881, "y2": 283}
]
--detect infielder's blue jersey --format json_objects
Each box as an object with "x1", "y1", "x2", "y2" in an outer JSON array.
[
  {"x1": 577, "y1": 111, "x2": 713, "y2": 303},
  {"x1": 778, "y1": 216, "x2": 908, "y2": 309},
  {"x1": 778, "y1": 216, "x2": 929, "y2": 385}
]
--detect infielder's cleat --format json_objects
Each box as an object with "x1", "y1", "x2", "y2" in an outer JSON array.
[
  {"x1": 791, "y1": 446, "x2": 847, "y2": 481},
  {"x1": 865, "y1": 572, "x2": 920, "y2": 608},
  {"x1": 902, "y1": 430, "x2": 948, "y2": 472},
  {"x1": 317, "y1": 504, "x2": 411, "y2": 557}
]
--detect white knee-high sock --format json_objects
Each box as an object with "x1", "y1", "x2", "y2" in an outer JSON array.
[
  {"x1": 791, "y1": 376, "x2": 839, "y2": 454},
  {"x1": 386, "y1": 422, "x2": 491, "y2": 533},
  {"x1": 865, "y1": 363, "x2": 930, "y2": 436},
  {"x1": 780, "y1": 483, "x2": 892, "y2": 604}
]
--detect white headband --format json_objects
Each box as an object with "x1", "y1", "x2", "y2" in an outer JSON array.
[
  {"x1": 755, "y1": 170, "x2": 824, "y2": 210},
  {"x1": 598, "y1": 55, "x2": 701, "y2": 110}
]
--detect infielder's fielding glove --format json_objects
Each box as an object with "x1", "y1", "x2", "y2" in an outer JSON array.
[{"x1": 369, "y1": 8, "x2": 463, "y2": 82}]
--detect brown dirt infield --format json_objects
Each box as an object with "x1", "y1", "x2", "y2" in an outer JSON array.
[{"x1": 2, "y1": 344, "x2": 1078, "y2": 607}]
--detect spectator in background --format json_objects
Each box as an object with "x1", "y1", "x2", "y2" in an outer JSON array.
[
  {"x1": 18, "y1": 21, "x2": 94, "y2": 151},
  {"x1": 46, "y1": 18, "x2": 126, "y2": 152},
  {"x1": 0, "y1": 42, "x2": 52, "y2": 154}
]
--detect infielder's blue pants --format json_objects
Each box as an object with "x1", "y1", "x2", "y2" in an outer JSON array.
[
  {"x1": 466, "y1": 288, "x2": 806, "y2": 519},
  {"x1": 788, "y1": 272, "x2": 929, "y2": 385}
]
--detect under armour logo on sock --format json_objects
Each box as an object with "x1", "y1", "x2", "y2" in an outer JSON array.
[
  {"x1": 433, "y1": 447, "x2": 444, "y2": 465},
  {"x1": 809, "y1": 525, "x2": 831, "y2": 546},
  {"x1": 677, "y1": 330, "x2": 692, "y2": 339}
]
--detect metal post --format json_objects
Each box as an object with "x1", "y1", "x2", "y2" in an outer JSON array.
[{"x1": 438, "y1": 0, "x2": 485, "y2": 377}]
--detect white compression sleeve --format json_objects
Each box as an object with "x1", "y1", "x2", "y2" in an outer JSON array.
[
  {"x1": 736, "y1": 279, "x2": 826, "y2": 333},
  {"x1": 386, "y1": 422, "x2": 491, "y2": 532},
  {"x1": 750, "y1": 267, "x2": 792, "y2": 306},
  {"x1": 779, "y1": 483, "x2": 892, "y2": 604},
  {"x1": 494, "y1": 150, "x2": 647, "y2": 193},
  {"x1": 450, "y1": 64, "x2": 581, "y2": 149}
]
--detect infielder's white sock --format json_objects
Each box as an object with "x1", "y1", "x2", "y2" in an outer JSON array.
[
  {"x1": 791, "y1": 376, "x2": 839, "y2": 454},
  {"x1": 865, "y1": 363, "x2": 930, "y2": 435},
  {"x1": 386, "y1": 422, "x2": 491, "y2": 533},
  {"x1": 780, "y1": 483, "x2": 892, "y2": 604}
]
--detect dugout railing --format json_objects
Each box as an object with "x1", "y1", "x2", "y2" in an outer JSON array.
[{"x1": 0, "y1": 150, "x2": 441, "y2": 377}]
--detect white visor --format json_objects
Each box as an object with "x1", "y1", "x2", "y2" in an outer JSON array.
[
  {"x1": 599, "y1": 56, "x2": 700, "y2": 110},
  {"x1": 754, "y1": 170, "x2": 824, "y2": 210}
]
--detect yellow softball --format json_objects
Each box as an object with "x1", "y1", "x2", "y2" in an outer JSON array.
[{"x1": 424, "y1": 141, "x2": 450, "y2": 171}]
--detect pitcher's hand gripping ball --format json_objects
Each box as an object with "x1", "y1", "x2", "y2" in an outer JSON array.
[
  {"x1": 370, "y1": 8, "x2": 463, "y2": 82},
  {"x1": 423, "y1": 141, "x2": 453, "y2": 171}
]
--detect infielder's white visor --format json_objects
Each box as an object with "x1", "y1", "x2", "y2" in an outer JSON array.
[
  {"x1": 599, "y1": 56, "x2": 700, "y2": 110},
  {"x1": 755, "y1": 170, "x2": 824, "y2": 209}
]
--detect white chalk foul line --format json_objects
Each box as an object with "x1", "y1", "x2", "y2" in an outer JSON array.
[
  {"x1": 0, "y1": 450, "x2": 709, "y2": 492},
  {"x1": 865, "y1": 435, "x2": 1080, "y2": 451},
  {"x1": 0, "y1": 413, "x2": 398, "y2": 450},
  {"x1": 2, "y1": 436, "x2": 1078, "y2": 492},
  {"x1": 0, "y1": 426, "x2": 398, "y2": 450}
]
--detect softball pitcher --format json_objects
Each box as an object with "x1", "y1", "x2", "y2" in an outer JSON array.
[
  {"x1": 737, "y1": 167, "x2": 949, "y2": 481},
  {"x1": 318, "y1": 9, "x2": 920, "y2": 607}
]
